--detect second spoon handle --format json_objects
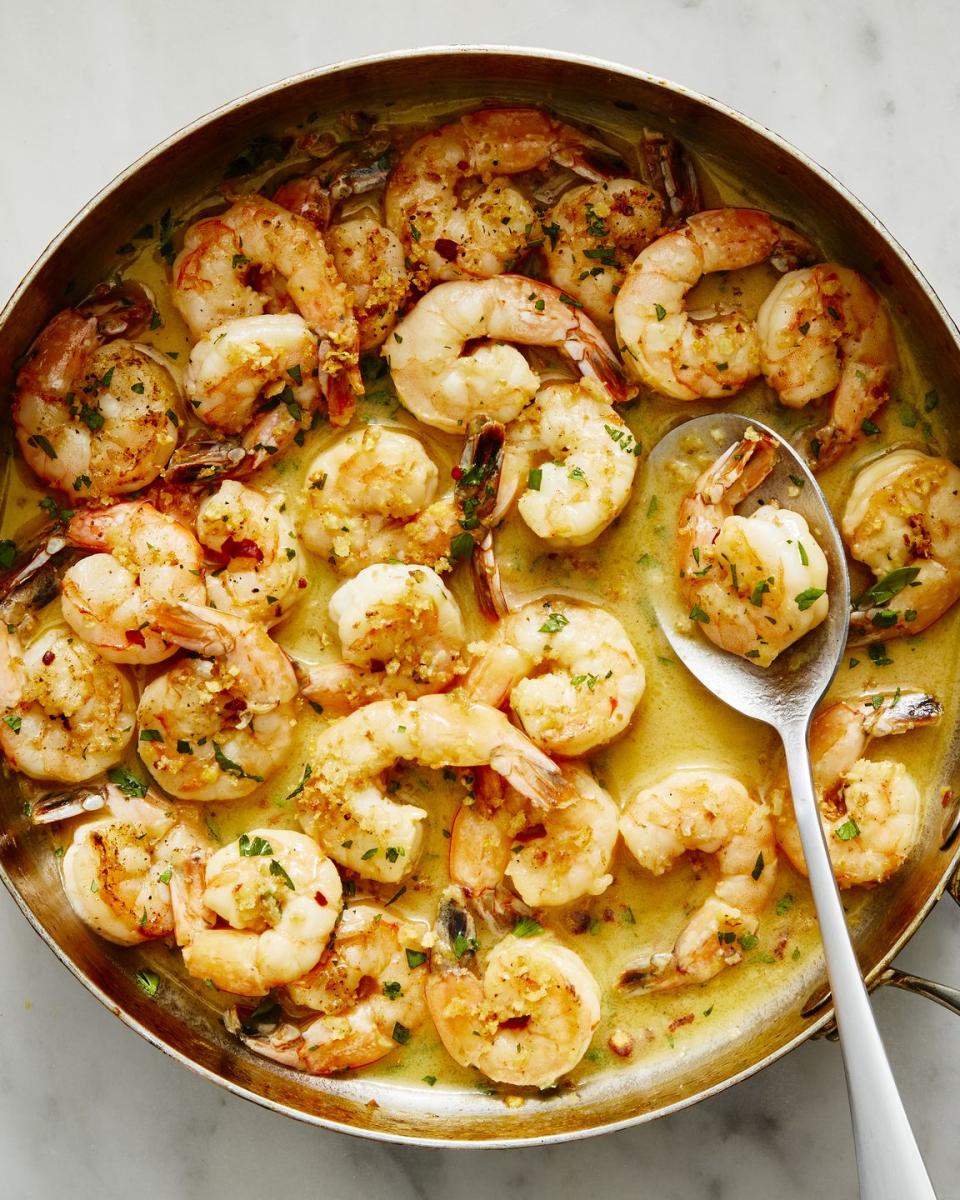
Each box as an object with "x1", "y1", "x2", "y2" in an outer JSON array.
[{"x1": 781, "y1": 721, "x2": 936, "y2": 1200}]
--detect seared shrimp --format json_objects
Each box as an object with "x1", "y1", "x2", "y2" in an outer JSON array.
[
  {"x1": 384, "y1": 107, "x2": 615, "y2": 283},
  {"x1": 226, "y1": 904, "x2": 429, "y2": 1074},
  {"x1": 758, "y1": 264, "x2": 897, "y2": 468},
  {"x1": 678, "y1": 430, "x2": 829, "y2": 666},
  {"x1": 0, "y1": 625, "x2": 136, "y2": 782},
  {"x1": 450, "y1": 764, "x2": 619, "y2": 907},
  {"x1": 13, "y1": 285, "x2": 182, "y2": 498},
  {"x1": 171, "y1": 829, "x2": 343, "y2": 997},
  {"x1": 842, "y1": 449, "x2": 960, "y2": 642},
  {"x1": 493, "y1": 379, "x2": 639, "y2": 546},
  {"x1": 297, "y1": 694, "x2": 575, "y2": 884},
  {"x1": 614, "y1": 208, "x2": 813, "y2": 401},
  {"x1": 383, "y1": 276, "x2": 627, "y2": 434},
  {"x1": 136, "y1": 601, "x2": 298, "y2": 800},
  {"x1": 299, "y1": 563, "x2": 467, "y2": 712},
  {"x1": 463, "y1": 599, "x2": 645, "y2": 755},
  {"x1": 769, "y1": 690, "x2": 941, "y2": 887},
  {"x1": 542, "y1": 179, "x2": 664, "y2": 330},
  {"x1": 61, "y1": 501, "x2": 205, "y2": 664},
  {"x1": 299, "y1": 420, "x2": 502, "y2": 574},
  {"x1": 196, "y1": 480, "x2": 305, "y2": 626},
  {"x1": 425, "y1": 886, "x2": 601, "y2": 1087},
  {"x1": 619, "y1": 769, "x2": 778, "y2": 992}
]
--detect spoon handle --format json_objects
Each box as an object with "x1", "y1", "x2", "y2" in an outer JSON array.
[{"x1": 781, "y1": 724, "x2": 936, "y2": 1200}]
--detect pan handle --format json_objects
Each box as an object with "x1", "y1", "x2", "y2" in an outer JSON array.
[{"x1": 874, "y1": 966, "x2": 960, "y2": 1018}]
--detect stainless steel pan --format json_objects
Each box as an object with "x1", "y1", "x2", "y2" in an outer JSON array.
[{"x1": 2, "y1": 46, "x2": 959, "y2": 1147}]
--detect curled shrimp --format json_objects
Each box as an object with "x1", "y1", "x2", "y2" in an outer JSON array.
[
  {"x1": 136, "y1": 601, "x2": 298, "y2": 800},
  {"x1": 678, "y1": 430, "x2": 829, "y2": 666},
  {"x1": 296, "y1": 694, "x2": 575, "y2": 884},
  {"x1": 384, "y1": 107, "x2": 618, "y2": 284},
  {"x1": 541, "y1": 179, "x2": 664, "y2": 331},
  {"x1": 13, "y1": 284, "x2": 182, "y2": 498},
  {"x1": 299, "y1": 420, "x2": 503, "y2": 574},
  {"x1": 493, "y1": 379, "x2": 639, "y2": 546},
  {"x1": 758, "y1": 264, "x2": 897, "y2": 468},
  {"x1": 60, "y1": 501, "x2": 205, "y2": 664},
  {"x1": 425, "y1": 886, "x2": 601, "y2": 1087},
  {"x1": 768, "y1": 690, "x2": 941, "y2": 887},
  {"x1": 195, "y1": 480, "x2": 306, "y2": 627},
  {"x1": 383, "y1": 276, "x2": 628, "y2": 434},
  {"x1": 614, "y1": 208, "x2": 814, "y2": 401},
  {"x1": 171, "y1": 829, "x2": 343, "y2": 997},
  {"x1": 463, "y1": 599, "x2": 645, "y2": 755},
  {"x1": 0, "y1": 624, "x2": 136, "y2": 782},
  {"x1": 450, "y1": 763, "x2": 618, "y2": 907},
  {"x1": 298, "y1": 563, "x2": 467, "y2": 713},
  {"x1": 225, "y1": 904, "x2": 429, "y2": 1074},
  {"x1": 619, "y1": 768, "x2": 778, "y2": 992},
  {"x1": 841, "y1": 449, "x2": 960, "y2": 642}
]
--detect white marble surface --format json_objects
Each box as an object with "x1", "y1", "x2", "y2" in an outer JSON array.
[{"x1": 2, "y1": 3, "x2": 960, "y2": 1197}]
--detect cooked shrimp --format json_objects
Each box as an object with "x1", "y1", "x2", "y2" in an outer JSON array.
[
  {"x1": 225, "y1": 904, "x2": 429, "y2": 1073},
  {"x1": 384, "y1": 107, "x2": 617, "y2": 283},
  {"x1": 614, "y1": 208, "x2": 813, "y2": 401},
  {"x1": 493, "y1": 379, "x2": 639, "y2": 546},
  {"x1": 60, "y1": 501, "x2": 205, "y2": 664},
  {"x1": 425, "y1": 886, "x2": 601, "y2": 1087},
  {"x1": 758, "y1": 264, "x2": 897, "y2": 468},
  {"x1": 0, "y1": 625, "x2": 136, "y2": 782},
  {"x1": 450, "y1": 763, "x2": 618, "y2": 907},
  {"x1": 768, "y1": 690, "x2": 941, "y2": 887},
  {"x1": 299, "y1": 420, "x2": 503, "y2": 574},
  {"x1": 297, "y1": 694, "x2": 575, "y2": 884},
  {"x1": 195, "y1": 480, "x2": 305, "y2": 626},
  {"x1": 61, "y1": 784, "x2": 206, "y2": 945},
  {"x1": 171, "y1": 829, "x2": 343, "y2": 997},
  {"x1": 383, "y1": 276, "x2": 628, "y2": 434},
  {"x1": 463, "y1": 599, "x2": 645, "y2": 755},
  {"x1": 542, "y1": 179, "x2": 663, "y2": 330},
  {"x1": 136, "y1": 601, "x2": 298, "y2": 800},
  {"x1": 619, "y1": 768, "x2": 778, "y2": 992},
  {"x1": 13, "y1": 285, "x2": 182, "y2": 498},
  {"x1": 841, "y1": 449, "x2": 960, "y2": 642},
  {"x1": 678, "y1": 430, "x2": 829, "y2": 666},
  {"x1": 298, "y1": 563, "x2": 467, "y2": 713}
]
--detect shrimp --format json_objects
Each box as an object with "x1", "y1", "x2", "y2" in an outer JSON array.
[
  {"x1": 678, "y1": 430, "x2": 829, "y2": 667},
  {"x1": 299, "y1": 419, "x2": 503, "y2": 575},
  {"x1": 383, "y1": 276, "x2": 628, "y2": 434},
  {"x1": 136, "y1": 601, "x2": 298, "y2": 800},
  {"x1": 450, "y1": 764, "x2": 619, "y2": 907},
  {"x1": 841, "y1": 449, "x2": 960, "y2": 642},
  {"x1": 170, "y1": 829, "x2": 343, "y2": 997},
  {"x1": 225, "y1": 904, "x2": 429, "y2": 1074},
  {"x1": 425, "y1": 886, "x2": 601, "y2": 1087},
  {"x1": 61, "y1": 784, "x2": 207, "y2": 945},
  {"x1": 768, "y1": 690, "x2": 941, "y2": 887},
  {"x1": 297, "y1": 694, "x2": 575, "y2": 884},
  {"x1": 463, "y1": 600, "x2": 645, "y2": 756},
  {"x1": 613, "y1": 208, "x2": 814, "y2": 401},
  {"x1": 542, "y1": 179, "x2": 664, "y2": 331},
  {"x1": 384, "y1": 107, "x2": 618, "y2": 284},
  {"x1": 619, "y1": 768, "x2": 778, "y2": 992},
  {"x1": 195, "y1": 480, "x2": 305, "y2": 627},
  {"x1": 0, "y1": 624, "x2": 136, "y2": 782},
  {"x1": 758, "y1": 264, "x2": 897, "y2": 468},
  {"x1": 493, "y1": 379, "x2": 639, "y2": 546},
  {"x1": 13, "y1": 284, "x2": 182, "y2": 498},
  {"x1": 298, "y1": 563, "x2": 467, "y2": 713},
  {"x1": 60, "y1": 501, "x2": 205, "y2": 664}
]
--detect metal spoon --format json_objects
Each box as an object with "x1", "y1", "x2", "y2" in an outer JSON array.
[{"x1": 647, "y1": 413, "x2": 936, "y2": 1200}]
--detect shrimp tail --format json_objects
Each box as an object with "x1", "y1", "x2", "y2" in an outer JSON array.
[
  {"x1": 78, "y1": 280, "x2": 155, "y2": 340},
  {"x1": 324, "y1": 371, "x2": 358, "y2": 427},
  {"x1": 0, "y1": 532, "x2": 81, "y2": 630},
  {"x1": 163, "y1": 434, "x2": 251, "y2": 484},
  {"x1": 30, "y1": 783, "x2": 109, "y2": 825},
  {"x1": 152, "y1": 600, "x2": 234, "y2": 657},
  {"x1": 564, "y1": 325, "x2": 632, "y2": 404},
  {"x1": 860, "y1": 690, "x2": 943, "y2": 738},
  {"x1": 618, "y1": 950, "x2": 678, "y2": 992},
  {"x1": 640, "y1": 128, "x2": 701, "y2": 224},
  {"x1": 434, "y1": 885, "x2": 477, "y2": 968},
  {"x1": 489, "y1": 742, "x2": 574, "y2": 810},
  {"x1": 223, "y1": 1009, "x2": 304, "y2": 1069},
  {"x1": 472, "y1": 530, "x2": 510, "y2": 622}
]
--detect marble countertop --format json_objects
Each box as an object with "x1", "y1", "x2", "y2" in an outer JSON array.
[{"x1": 3, "y1": 3, "x2": 960, "y2": 1197}]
